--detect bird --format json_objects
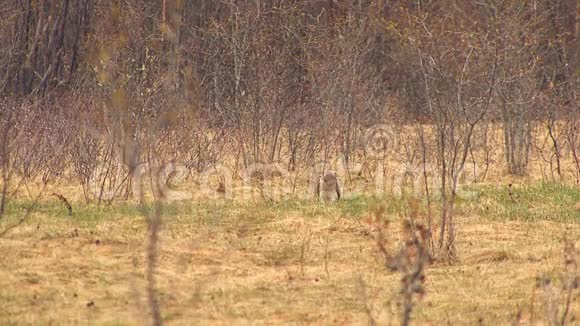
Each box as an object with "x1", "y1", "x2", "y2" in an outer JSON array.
[
  {"x1": 216, "y1": 181, "x2": 226, "y2": 199},
  {"x1": 316, "y1": 171, "x2": 341, "y2": 202}
]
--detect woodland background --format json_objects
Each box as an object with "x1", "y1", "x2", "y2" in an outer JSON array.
[
  {"x1": 1, "y1": 0, "x2": 577, "y2": 176},
  {"x1": 1, "y1": 0, "x2": 579, "y2": 251},
  {"x1": 0, "y1": 1, "x2": 579, "y2": 324}
]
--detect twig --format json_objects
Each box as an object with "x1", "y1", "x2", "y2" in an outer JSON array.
[
  {"x1": 51, "y1": 192, "x2": 72, "y2": 216},
  {"x1": 559, "y1": 281, "x2": 574, "y2": 326},
  {"x1": 323, "y1": 233, "x2": 331, "y2": 279},
  {"x1": 141, "y1": 148, "x2": 163, "y2": 326},
  {"x1": 357, "y1": 276, "x2": 377, "y2": 326},
  {"x1": 0, "y1": 182, "x2": 48, "y2": 238},
  {"x1": 146, "y1": 201, "x2": 162, "y2": 326},
  {"x1": 300, "y1": 228, "x2": 312, "y2": 278},
  {"x1": 560, "y1": 238, "x2": 577, "y2": 326}
]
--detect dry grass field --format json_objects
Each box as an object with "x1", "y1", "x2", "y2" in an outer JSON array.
[
  {"x1": 2, "y1": 1, "x2": 579, "y2": 324},
  {"x1": 0, "y1": 179, "x2": 578, "y2": 325}
]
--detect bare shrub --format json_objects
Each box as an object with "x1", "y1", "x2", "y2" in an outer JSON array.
[
  {"x1": 396, "y1": 3, "x2": 498, "y2": 260},
  {"x1": 535, "y1": 237, "x2": 578, "y2": 325},
  {"x1": 370, "y1": 205, "x2": 432, "y2": 326},
  {"x1": 567, "y1": 118, "x2": 580, "y2": 184},
  {"x1": 0, "y1": 98, "x2": 71, "y2": 216},
  {"x1": 496, "y1": 1, "x2": 557, "y2": 176}
]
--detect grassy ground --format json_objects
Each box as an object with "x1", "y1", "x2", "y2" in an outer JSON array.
[{"x1": 0, "y1": 182, "x2": 578, "y2": 325}]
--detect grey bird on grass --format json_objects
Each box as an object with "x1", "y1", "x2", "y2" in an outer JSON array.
[{"x1": 316, "y1": 171, "x2": 341, "y2": 202}]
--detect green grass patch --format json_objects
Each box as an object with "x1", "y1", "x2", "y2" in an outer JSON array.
[
  {"x1": 463, "y1": 181, "x2": 580, "y2": 222},
  {"x1": 1, "y1": 181, "x2": 577, "y2": 233}
]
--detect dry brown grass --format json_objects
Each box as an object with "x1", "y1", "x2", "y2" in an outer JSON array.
[
  {"x1": 0, "y1": 132, "x2": 578, "y2": 324},
  {"x1": 0, "y1": 195, "x2": 577, "y2": 325}
]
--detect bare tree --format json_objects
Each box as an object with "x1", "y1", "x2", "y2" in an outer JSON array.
[{"x1": 396, "y1": 2, "x2": 499, "y2": 260}]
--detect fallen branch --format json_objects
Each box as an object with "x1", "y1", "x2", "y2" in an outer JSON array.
[{"x1": 51, "y1": 192, "x2": 72, "y2": 216}]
